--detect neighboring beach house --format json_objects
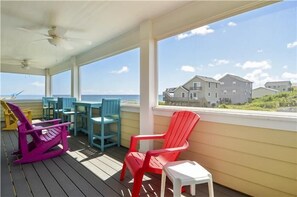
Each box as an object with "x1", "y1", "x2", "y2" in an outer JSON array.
[
  {"x1": 219, "y1": 74, "x2": 253, "y2": 104},
  {"x1": 163, "y1": 75, "x2": 221, "y2": 107},
  {"x1": 252, "y1": 87, "x2": 279, "y2": 99},
  {"x1": 265, "y1": 81, "x2": 292, "y2": 92}
]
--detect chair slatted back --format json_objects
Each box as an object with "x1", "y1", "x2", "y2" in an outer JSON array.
[
  {"x1": 6, "y1": 102, "x2": 34, "y2": 132},
  {"x1": 57, "y1": 97, "x2": 76, "y2": 112},
  {"x1": 42, "y1": 97, "x2": 54, "y2": 107},
  {"x1": 101, "y1": 98, "x2": 121, "y2": 118},
  {"x1": 162, "y1": 111, "x2": 200, "y2": 160},
  {"x1": 1, "y1": 100, "x2": 18, "y2": 122}
]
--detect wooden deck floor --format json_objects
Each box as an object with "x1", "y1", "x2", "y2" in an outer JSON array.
[{"x1": 1, "y1": 130, "x2": 249, "y2": 197}]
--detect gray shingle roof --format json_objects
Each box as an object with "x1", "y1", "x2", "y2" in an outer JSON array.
[{"x1": 219, "y1": 74, "x2": 252, "y2": 83}]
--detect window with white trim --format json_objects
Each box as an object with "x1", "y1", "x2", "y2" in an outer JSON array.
[
  {"x1": 52, "y1": 70, "x2": 71, "y2": 97},
  {"x1": 0, "y1": 73, "x2": 45, "y2": 99},
  {"x1": 158, "y1": 1, "x2": 296, "y2": 112}
]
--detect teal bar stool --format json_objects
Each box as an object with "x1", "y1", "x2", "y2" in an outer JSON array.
[
  {"x1": 55, "y1": 97, "x2": 76, "y2": 120},
  {"x1": 42, "y1": 97, "x2": 54, "y2": 120},
  {"x1": 90, "y1": 98, "x2": 121, "y2": 152}
]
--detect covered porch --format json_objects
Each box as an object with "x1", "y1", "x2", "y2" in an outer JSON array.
[{"x1": 1, "y1": 1, "x2": 297, "y2": 197}]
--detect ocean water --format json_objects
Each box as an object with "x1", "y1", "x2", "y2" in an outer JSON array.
[{"x1": 1, "y1": 94, "x2": 163, "y2": 103}]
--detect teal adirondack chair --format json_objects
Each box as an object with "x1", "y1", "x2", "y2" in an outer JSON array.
[{"x1": 90, "y1": 98, "x2": 121, "y2": 152}]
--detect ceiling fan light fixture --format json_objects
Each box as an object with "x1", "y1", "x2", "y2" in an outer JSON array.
[{"x1": 48, "y1": 37, "x2": 61, "y2": 46}]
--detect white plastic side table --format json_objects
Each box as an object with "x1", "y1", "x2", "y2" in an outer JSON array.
[{"x1": 160, "y1": 160, "x2": 214, "y2": 197}]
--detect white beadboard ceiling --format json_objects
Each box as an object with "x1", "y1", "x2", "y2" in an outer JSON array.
[{"x1": 1, "y1": 1, "x2": 189, "y2": 70}]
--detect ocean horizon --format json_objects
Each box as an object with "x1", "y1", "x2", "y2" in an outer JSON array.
[{"x1": 1, "y1": 94, "x2": 163, "y2": 103}]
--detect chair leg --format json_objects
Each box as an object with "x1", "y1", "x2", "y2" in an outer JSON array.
[
  {"x1": 117, "y1": 121, "x2": 121, "y2": 147},
  {"x1": 160, "y1": 170, "x2": 167, "y2": 197},
  {"x1": 132, "y1": 171, "x2": 144, "y2": 197},
  {"x1": 101, "y1": 123, "x2": 104, "y2": 152},
  {"x1": 120, "y1": 162, "x2": 127, "y2": 181},
  {"x1": 61, "y1": 130, "x2": 69, "y2": 152},
  {"x1": 90, "y1": 121, "x2": 94, "y2": 147}
]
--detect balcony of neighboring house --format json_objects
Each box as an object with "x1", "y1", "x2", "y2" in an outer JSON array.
[{"x1": 189, "y1": 86, "x2": 202, "y2": 91}]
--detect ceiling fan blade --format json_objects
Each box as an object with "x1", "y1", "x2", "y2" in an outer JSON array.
[
  {"x1": 18, "y1": 27, "x2": 50, "y2": 37},
  {"x1": 59, "y1": 39, "x2": 74, "y2": 50}
]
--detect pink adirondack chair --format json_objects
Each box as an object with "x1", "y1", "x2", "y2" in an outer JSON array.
[
  {"x1": 7, "y1": 102, "x2": 71, "y2": 164},
  {"x1": 120, "y1": 111, "x2": 200, "y2": 197}
]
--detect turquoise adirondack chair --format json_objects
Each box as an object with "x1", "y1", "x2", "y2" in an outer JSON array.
[{"x1": 90, "y1": 98, "x2": 121, "y2": 152}]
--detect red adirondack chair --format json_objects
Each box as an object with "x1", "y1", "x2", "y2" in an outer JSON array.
[
  {"x1": 120, "y1": 111, "x2": 200, "y2": 197},
  {"x1": 7, "y1": 102, "x2": 71, "y2": 164}
]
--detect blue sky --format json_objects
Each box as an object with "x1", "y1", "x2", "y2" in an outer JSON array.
[{"x1": 1, "y1": 1, "x2": 296, "y2": 96}]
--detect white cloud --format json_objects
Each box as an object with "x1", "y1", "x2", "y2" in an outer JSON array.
[
  {"x1": 214, "y1": 59, "x2": 229, "y2": 65},
  {"x1": 244, "y1": 69, "x2": 275, "y2": 88},
  {"x1": 31, "y1": 81, "x2": 44, "y2": 87},
  {"x1": 208, "y1": 59, "x2": 230, "y2": 67},
  {"x1": 181, "y1": 65, "x2": 195, "y2": 72},
  {"x1": 111, "y1": 66, "x2": 129, "y2": 74},
  {"x1": 176, "y1": 25, "x2": 214, "y2": 40},
  {"x1": 228, "y1": 22, "x2": 237, "y2": 27},
  {"x1": 257, "y1": 49, "x2": 263, "y2": 53},
  {"x1": 282, "y1": 72, "x2": 297, "y2": 82},
  {"x1": 287, "y1": 41, "x2": 297, "y2": 49},
  {"x1": 283, "y1": 65, "x2": 288, "y2": 69},
  {"x1": 236, "y1": 60, "x2": 271, "y2": 70}
]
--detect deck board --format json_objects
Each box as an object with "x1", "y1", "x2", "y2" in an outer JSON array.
[
  {"x1": 1, "y1": 137, "x2": 15, "y2": 197},
  {"x1": 1, "y1": 130, "x2": 250, "y2": 197},
  {"x1": 2, "y1": 132, "x2": 33, "y2": 197}
]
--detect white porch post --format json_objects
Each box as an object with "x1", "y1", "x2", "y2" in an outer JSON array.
[
  {"x1": 70, "y1": 56, "x2": 81, "y2": 100},
  {"x1": 45, "y1": 68, "x2": 51, "y2": 96},
  {"x1": 139, "y1": 20, "x2": 157, "y2": 151}
]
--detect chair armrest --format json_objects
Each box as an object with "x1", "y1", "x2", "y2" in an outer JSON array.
[
  {"x1": 33, "y1": 119, "x2": 61, "y2": 126},
  {"x1": 129, "y1": 133, "x2": 166, "y2": 152},
  {"x1": 25, "y1": 122, "x2": 71, "y2": 134},
  {"x1": 143, "y1": 141, "x2": 190, "y2": 168}
]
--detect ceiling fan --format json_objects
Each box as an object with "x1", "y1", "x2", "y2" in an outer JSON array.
[
  {"x1": 19, "y1": 26, "x2": 92, "y2": 50},
  {"x1": 2, "y1": 57, "x2": 36, "y2": 69},
  {"x1": 20, "y1": 59, "x2": 31, "y2": 69}
]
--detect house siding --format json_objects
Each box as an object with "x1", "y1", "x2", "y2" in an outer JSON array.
[
  {"x1": 265, "y1": 81, "x2": 292, "y2": 92},
  {"x1": 0, "y1": 100, "x2": 43, "y2": 121},
  {"x1": 183, "y1": 77, "x2": 220, "y2": 105},
  {"x1": 219, "y1": 76, "x2": 252, "y2": 104},
  {"x1": 120, "y1": 111, "x2": 140, "y2": 148},
  {"x1": 154, "y1": 115, "x2": 297, "y2": 197},
  {"x1": 252, "y1": 87, "x2": 278, "y2": 98},
  {"x1": 173, "y1": 87, "x2": 188, "y2": 100}
]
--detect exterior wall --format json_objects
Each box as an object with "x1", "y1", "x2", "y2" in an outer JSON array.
[
  {"x1": 183, "y1": 78, "x2": 220, "y2": 105},
  {"x1": 203, "y1": 82, "x2": 220, "y2": 106},
  {"x1": 173, "y1": 87, "x2": 188, "y2": 100},
  {"x1": 265, "y1": 82, "x2": 292, "y2": 92},
  {"x1": 252, "y1": 88, "x2": 278, "y2": 98},
  {"x1": 120, "y1": 111, "x2": 140, "y2": 148},
  {"x1": 154, "y1": 114, "x2": 297, "y2": 197},
  {"x1": 220, "y1": 77, "x2": 252, "y2": 104},
  {"x1": 1, "y1": 100, "x2": 43, "y2": 121}
]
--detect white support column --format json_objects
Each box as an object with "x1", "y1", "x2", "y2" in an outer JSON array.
[
  {"x1": 70, "y1": 56, "x2": 81, "y2": 100},
  {"x1": 45, "y1": 68, "x2": 51, "y2": 96},
  {"x1": 139, "y1": 20, "x2": 157, "y2": 152}
]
